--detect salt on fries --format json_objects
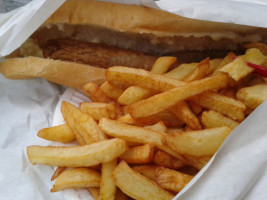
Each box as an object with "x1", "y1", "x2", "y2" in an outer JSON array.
[{"x1": 27, "y1": 49, "x2": 267, "y2": 199}]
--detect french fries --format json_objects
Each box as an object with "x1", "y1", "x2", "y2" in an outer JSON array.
[
  {"x1": 80, "y1": 102, "x2": 117, "y2": 120},
  {"x1": 100, "y1": 159, "x2": 117, "y2": 200},
  {"x1": 27, "y1": 138, "x2": 128, "y2": 167},
  {"x1": 120, "y1": 144, "x2": 154, "y2": 164},
  {"x1": 112, "y1": 161, "x2": 174, "y2": 200},
  {"x1": 37, "y1": 124, "x2": 75, "y2": 143},
  {"x1": 236, "y1": 83, "x2": 267, "y2": 110},
  {"x1": 201, "y1": 110, "x2": 240, "y2": 129},
  {"x1": 27, "y1": 48, "x2": 267, "y2": 199},
  {"x1": 100, "y1": 81, "x2": 124, "y2": 100},
  {"x1": 219, "y1": 48, "x2": 266, "y2": 81},
  {"x1": 153, "y1": 151, "x2": 186, "y2": 170},
  {"x1": 129, "y1": 73, "x2": 228, "y2": 118},
  {"x1": 163, "y1": 127, "x2": 232, "y2": 156},
  {"x1": 51, "y1": 168, "x2": 100, "y2": 192},
  {"x1": 191, "y1": 92, "x2": 246, "y2": 121}
]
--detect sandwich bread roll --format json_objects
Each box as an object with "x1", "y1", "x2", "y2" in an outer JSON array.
[{"x1": 1, "y1": 0, "x2": 267, "y2": 88}]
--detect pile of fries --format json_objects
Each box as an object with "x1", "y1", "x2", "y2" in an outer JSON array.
[{"x1": 27, "y1": 43, "x2": 267, "y2": 200}]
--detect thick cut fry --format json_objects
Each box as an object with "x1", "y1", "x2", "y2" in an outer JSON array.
[
  {"x1": 88, "y1": 187, "x2": 100, "y2": 200},
  {"x1": 120, "y1": 144, "x2": 154, "y2": 164},
  {"x1": 99, "y1": 118, "x2": 187, "y2": 163},
  {"x1": 133, "y1": 165, "x2": 193, "y2": 192},
  {"x1": 164, "y1": 63, "x2": 198, "y2": 80},
  {"x1": 237, "y1": 83, "x2": 267, "y2": 110},
  {"x1": 219, "y1": 48, "x2": 266, "y2": 81},
  {"x1": 167, "y1": 128, "x2": 184, "y2": 134},
  {"x1": 100, "y1": 81, "x2": 124, "y2": 100},
  {"x1": 243, "y1": 42, "x2": 267, "y2": 56},
  {"x1": 170, "y1": 101, "x2": 201, "y2": 130},
  {"x1": 153, "y1": 151, "x2": 185, "y2": 170},
  {"x1": 51, "y1": 168, "x2": 100, "y2": 192},
  {"x1": 37, "y1": 124, "x2": 75, "y2": 143},
  {"x1": 100, "y1": 159, "x2": 117, "y2": 200},
  {"x1": 189, "y1": 101, "x2": 203, "y2": 115},
  {"x1": 201, "y1": 110, "x2": 240, "y2": 129},
  {"x1": 62, "y1": 101, "x2": 107, "y2": 144},
  {"x1": 154, "y1": 167, "x2": 193, "y2": 192},
  {"x1": 106, "y1": 66, "x2": 184, "y2": 92},
  {"x1": 27, "y1": 138, "x2": 128, "y2": 167},
  {"x1": 129, "y1": 74, "x2": 228, "y2": 118},
  {"x1": 213, "y1": 52, "x2": 236, "y2": 73},
  {"x1": 183, "y1": 58, "x2": 210, "y2": 82},
  {"x1": 191, "y1": 92, "x2": 246, "y2": 121},
  {"x1": 150, "y1": 56, "x2": 177, "y2": 74},
  {"x1": 61, "y1": 101, "x2": 86, "y2": 145},
  {"x1": 163, "y1": 127, "x2": 231, "y2": 156},
  {"x1": 118, "y1": 86, "x2": 154, "y2": 106},
  {"x1": 209, "y1": 58, "x2": 223, "y2": 73},
  {"x1": 112, "y1": 161, "x2": 174, "y2": 200},
  {"x1": 79, "y1": 102, "x2": 117, "y2": 120},
  {"x1": 153, "y1": 111, "x2": 184, "y2": 127},
  {"x1": 82, "y1": 82, "x2": 113, "y2": 103},
  {"x1": 183, "y1": 155, "x2": 212, "y2": 170},
  {"x1": 144, "y1": 121, "x2": 167, "y2": 133},
  {"x1": 132, "y1": 165, "x2": 158, "y2": 181},
  {"x1": 51, "y1": 166, "x2": 67, "y2": 181}
]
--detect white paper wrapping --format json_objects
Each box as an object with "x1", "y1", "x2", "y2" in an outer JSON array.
[{"x1": 1, "y1": 0, "x2": 267, "y2": 200}]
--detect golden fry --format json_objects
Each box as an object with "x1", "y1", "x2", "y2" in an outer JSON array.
[
  {"x1": 37, "y1": 124, "x2": 75, "y2": 143},
  {"x1": 150, "y1": 56, "x2": 177, "y2": 74},
  {"x1": 100, "y1": 81, "x2": 124, "y2": 100},
  {"x1": 153, "y1": 151, "x2": 186, "y2": 170},
  {"x1": 129, "y1": 74, "x2": 228, "y2": 118},
  {"x1": 51, "y1": 168, "x2": 100, "y2": 192},
  {"x1": 27, "y1": 138, "x2": 127, "y2": 167},
  {"x1": 164, "y1": 63, "x2": 198, "y2": 80},
  {"x1": 82, "y1": 82, "x2": 113, "y2": 103},
  {"x1": 163, "y1": 127, "x2": 231, "y2": 156},
  {"x1": 112, "y1": 161, "x2": 174, "y2": 200},
  {"x1": 51, "y1": 166, "x2": 67, "y2": 181}
]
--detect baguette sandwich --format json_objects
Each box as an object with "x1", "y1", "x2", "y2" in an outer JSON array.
[{"x1": 1, "y1": 0, "x2": 267, "y2": 88}]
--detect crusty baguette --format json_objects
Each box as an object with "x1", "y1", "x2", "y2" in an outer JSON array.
[
  {"x1": 0, "y1": 57, "x2": 105, "y2": 88},
  {"x1": 29, "y1": 0, "x2": 267, "y2": 56}
]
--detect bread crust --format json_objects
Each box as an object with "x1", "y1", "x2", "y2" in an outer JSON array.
[{"x1": 0, "y1": 57, "x2": 105, "y2": 88}]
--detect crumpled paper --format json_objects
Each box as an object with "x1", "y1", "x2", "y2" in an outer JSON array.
[{"x1": 0, "y1": 0, "x2": 267, "y2": 200}]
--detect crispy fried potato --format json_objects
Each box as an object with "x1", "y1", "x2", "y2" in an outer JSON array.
[
  {"x1": 27, "y1": 138, "x2": 128, "y2": 167},
  {"x1": 106, "y1": 66, "x2": 184, "y2": 92},
  {"x1": 163, "y1": 127, "x2": 231, "y2": 156},
  {"x1": 37, "y1": 124, "x2": 75, "y2": 143},
  {"x1": 112, "y1": 161, "x2": 174, "y2": 200},
  {"x1": 100, "y1": 81, "x2": 124, "y2": 100},
  {"x1": 120, "y1": 144, "x2": 154, "y2": 164},
  {"x1": 183, "y1": 155, "x2": 212, "y2": 170},
  {"x1": 62, "y1": 101, "x2": 107, "y2": 144},
  {"x1": 51, "y1": 166, "x2": 67, "y2": 181},
  {"x1": 61, "y1": 101, "x2": 86, "y2": 145},
  {"x1": 191, "y1": 92, "x2": 246, "y2": 121},
  {"x1": 154, "y1": 167, "x2": 193, "y2": 192},
  {"x1": 237, "y1": 83, "x2": 267, "y2": 110},
  {"x1": 153, "y1": 151, "x2": 186, "y2": 170},
  {"x1": 219, "y1": 48, "x2": 266, "y2": 81},
  {"x1": 133, "y1": 165, "x2": 193, "y2": 192},
  {"x1": 80, "y1": 102, "x2": 117, "y2": 120},
  {"x1": 183, "y1": 58, "x2": 210, "y2": 82},
  {"x1": 189, "y1": 101, "x2": 203, "y2": 115},
  {"x1": 129, "y1": 74, "x2": 228, "y2": 118},
  {"x1": 88, "y1": 187, "x2": 100, "y2": 200},
  {"x1": 213, "y1": 52, "x2": 236, "y2": 73},
  {"x1": 118, "y1": 86, "x2": 154, "y2": 106},
  {"x1": 201, "y1": 110, "x2": 239, "y2": 129},
  {"x1": 115, "y1": 189, "x2": 129, "y2": 200},
  {"x1": 100, "y1": 159, "x2": 117, "y2": 200},
  {"x1": 150, "y1": 56, "x2": 177, "y2": 74},
  {"x1": 144, "y1": 121, "x2": 167, "y2": 133},
  {"x1": 164, "y1": 63, "x2": 198, "y2": 80},
  {"x1": 99, "y1": 118, "x2": 187, "y2": 163},
  {"x1": 170, "y1": 101, "x2": 201, "y2": 130},
  {"x1": 82, "y1": 82, "x2": 114, "y2": 103},
  {"x1": 51, "y1": 168, "x2": 100, "y2": 192}
]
